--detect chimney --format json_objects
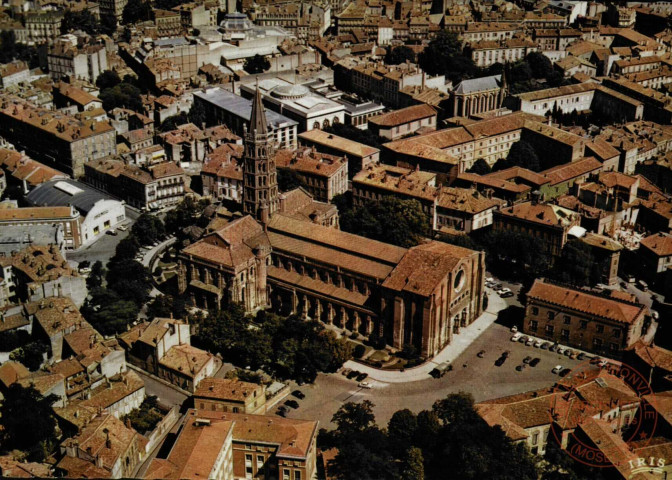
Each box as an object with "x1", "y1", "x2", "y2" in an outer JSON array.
[{"x1": 104, "y1": 428, "x2": 111, "y2": 449}]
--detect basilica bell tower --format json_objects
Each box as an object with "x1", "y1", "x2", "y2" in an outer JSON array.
[{"x1": 243, "y1": 80, "x2": 278, "y2": 224}]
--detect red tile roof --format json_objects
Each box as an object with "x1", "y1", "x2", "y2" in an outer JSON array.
[{"x1": 527, "y1": 279, "x2": 647, "y2": 325}]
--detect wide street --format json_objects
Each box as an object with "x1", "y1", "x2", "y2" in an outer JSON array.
[
  {"x1": 282, "y1": 318, "x2": 585, "y2": 428},
  {"x1": 67, "y1": 206, "x2": 141, "y2": 266}
]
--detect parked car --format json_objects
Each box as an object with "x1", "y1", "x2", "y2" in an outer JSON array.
[
  {"x1": 358, "y1": 382, "x2": 372, "y2": 389},
  {"x1": 485, "y1": 277, "x2": 495, "y2": 283},
  {"x1": 559, "y1": 368, "x2": 572, "y2": 377},
  {"x1": 501, "y1": 292, "x2": 514, "y2": 298},
  {"x1": 577, "y1": 352, "x2": 586, "y2": 361},
  {"x1": 341, "y1": 368, "x2": 352, "y2": 376},
  {"x1": 117, "y1": 225, "x2": 128, "y2": 232},
  {"x1": 510, "y1": 325, "x2": 518, "y2": 333},
  {"x1": 356, "y1": 373, "x2": 368, "y2": 382},
  {"x1": 495, "y1": 356, "x2": 506, "y2": 367},
  {"x1": 541, "y1": 342, "x2": 550, "y2": 350},
  {"x1": 519, "y1": 335, "x2": 528, "y2": 343},
  {"x1": 526, "y1": 337, "x2": 534, "y2": 346},
  {"x1": 498, "y1": 288, "x2": 512, "y2": 296},
  {"x1": 106, "y1": 229, "x2": 117, "y2": 236},
  {"x1": 502, "y1": 350, "x2": 511, "y2": 358},
  {"x1": 564, "y1": 349, "x2": 573, "y2": 357},
  {"x1": 530, "y1": 358, "x2": 540, "y2": 367},
  {"x1": 549, "y1": 343, "x2": 558, "y2": 352},
  {"x1": 638, "y1": 280, "x2": 649, "y2": 291},
  {"x1": 516, "y1": 364, "x2": 526, "y2": 371},
  {"x1": 477, "y1": 350, "x2": 486, "y2": 358},
  {"x1": 276, "y1": 408, "x2": 287, "y2": 417},
  {"x1": 533, "y1": 340, "x2": 543, "y2": 348},
  {"x1": 284, "y1": 400, "x2": 299, "y2": 409},
  {"x1": 511, "y1": 333, "x2": 522, "y2": 342},
  {"x1": 292, "y1": 390, "x2": 305, "y2": 399},
  {"x1": 523, "y1": 356, "x2": 532, "y2": 364},
  {"x1": 552, "y1": 365, "x2": 564, "y2": 374},
  {"x1": 556, "y1": 346, "x2": 566, "y2": 355},
  {"x1": 347, "y1": 370, "x2": 360, "y2": 379}
]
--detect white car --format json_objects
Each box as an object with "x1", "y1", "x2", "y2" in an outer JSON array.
[
  {"x1": 499, "y1": 287, "x2": 512, "y2": 294},
  {"x1": 525, "y1": 337, "x2": 534, "y2": 346},
  {"x1": 556, "y1": 346, "x2": 566, "y2": 355},
  {"x1": 511, "y1": 333, "x2": 522, "y2": 342},
  {"x1": 552, "y1": 365, "x2": 564, "y2": 374},
  {"x1": 117, "y1": 225, "x2": 128, "y2": 232},
  {"x1": 358, "y1": 382, "x2": 372, "y2": 389},
  {"x1": 486, "y1": 277, "x2": 495, "y2": 283},
  {"x1": 510, "y1": 325, "x2": 518, "y2": 333},
  {"x1": 533, "y1": 340, "x2": 543, "y2": 348}
]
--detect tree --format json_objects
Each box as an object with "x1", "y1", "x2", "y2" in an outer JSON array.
[
  {"x1": 9, "y1": 341, "x2": 48, "y2": 371},
  {"x1": 122, "y1": 0, "x2": 154, "y2": 24},
  {"x1": 158, "y1": 112, "x2": 189, "y2": 132},
  {"x1": 96, "y1": 70, "x2": 121, "y2": 90},
  {"x1": 188, "y1": 100, "x2": 207, "y2": 128},
  {"x1": 114, "y1": 236, "x2": 140, "y2": 262},
  {"x1": 244, "y1": 54, "x2": 270, "y2": 74},
  {"x1": 99, "y1": 80, "x2": 143, "y2": 112},
  {"x1": 398, "y1": 447, "x2": 424, "y2": 480},
  {"x1": 61, "y1": 9, "x2": 100, "y2": 34},
  {"x1": 122, "y1": 396, "x2": 163, "y2": 434},
  {"x1": 332, "y1": 400, "x2": 377, "y2": 437},
  {"x1": 106, "y1": 260, "x2": 152, "y2": 306},
  {"x1": 353, "y1": 344, "x2": 366, "y2": 358},
  {"x1": 86, "y1": 260, "x2": 106, "y2": 289},
  {"x1": 0, "y1": 31, "x2": 40, "y2": 67},
  {"x1": 147, "y1": 295, "x2": 187, "y2": 320},
  {"x1": 132, "y1": 213, "x2": 165, "y2": 245},
  {"x1": 553, "y1": 239, "x2": 594, "y2": 286},
  {"x1": 506, "y1": 140, "x2": 540, "y2": 172},
  {"x1": 0, "y1": 384, "x2": 58, "y2": 461},
  {"x1": 385, "y1": 45, "x2": 415, "y2": 65},
  {"x1": 278, "y1": 169, "x2": 304, "y2": 192},
  {"x1": 419, "y1": 30, "x2": 478, "y2": 82},
  {"x1": 339, "y1": 196, "x2": 429, "y2": 248},
  {"x1": 432, "y1": 391, "x2": 476, "y2": 425},
  {"x1": 387, "y1": 409, "x2": 418, "y2": 456},
  {"x1": 467, "y1": 158, "x2": 491, "y2": 175},
  {"x1": 526, "y1": 52, "x2": 554, "y2": 79},
  {"x1": 82, "y1": 288, "x2": 141, "y2": 335}
]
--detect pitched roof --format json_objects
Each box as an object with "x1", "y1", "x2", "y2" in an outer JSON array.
[
  {"x1": 158, "y1": 344, "x2": 214, "y2": 379},
  {"x1": 298, "y1": 129, "x2": 379, "y2": 157},
  {"x1": 497, "y1": 202, "x2": 579, "y2": 227},
  {"x1": 382, "y1": 242, "x2": 477, "y2": 297},
  {"x1": 368, "y1": 104, "x2": 436, "y2": 127},
  {"x1": 640, "y1": 232, "x2": 672, "y2": 257},
  {"x1": 193, "y1": 377, "x2": 263, "y2": 402},
  {"x1": 454, "y1": 74, "x2": 502, "y2": 95},
  {"x1": 527, "y1": 279, "x2": 647, "y2": 324},
  {"x1": 540, "y1": 157, "x2": 602, "y2": 185}
]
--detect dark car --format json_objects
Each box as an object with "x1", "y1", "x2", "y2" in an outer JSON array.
[
  {"x1": 276, "y1": 408, "x2": 287, "y2": 417},
  {"x1": 577, "y1": 352, "x2": 586, "y2": 361},
  {"x1": 356, "y1": 373, "x2": 368, "y2": 382},
  {"x1": 284, "y1": 400, "x2": 299, "y2": 409},
  {"x1": 529, "y1": 358, "x2": 541, "y2": 367},
  {"x1": 502, "y1": 350, "x2": 511, "y2": 358},
  {"x1": 347, "y1": 370, "x2": 360, "y2": 379},
  {"x1": 516, "y1": 364, "x2": 526, "y2": 371},
  {"x1": 523, "y1": 356, "x2": 532, "y2": 364},
  {"x1": 292, "y1": 390, "x2": 305, "y2": 399},
  {"x1": 477, "y1": 350, "x2": 486, "y2": 358},
  {"x1": 500, "y1": 291, "x2": 514, "y2": 298},
  {"x1": 559, "y1": 368, "x2": 572, "y2": 377},
  {"x1": 495, "y1": 356, "x2": 506, "y2": 367}
]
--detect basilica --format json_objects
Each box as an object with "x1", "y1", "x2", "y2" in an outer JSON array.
[{"x1": 177, "y1": 86, "x2": 486, "y2": 358}]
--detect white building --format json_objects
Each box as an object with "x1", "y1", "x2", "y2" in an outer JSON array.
[
  {"x1": 25, "y1": 179, "x2": 126, "y2": 248},
  {"x1": 240, "y1": 79, "x2": 346, "y2": 132}
]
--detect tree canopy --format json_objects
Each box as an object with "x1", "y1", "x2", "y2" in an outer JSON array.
[
  {"x1": 122, "y1": 0, "x2": 154, "y2": 24},
  {"x1": 505, "y1": 140, "x2": 540, "y2": 171},
  {"x1": 61, "y1": 9, "x2": 100, "y2": 35},
  {"x1": 0, "y1": 384, "x2": 59, "y2": 461},
  {"x1": 323, "y1": 393, "x2": 538, "y2": 480},
  {"x1": 419, "y1": 30, "x2": 479, "y2": 83},
  {"x1": 99, "y1": 79, "x2": 143, "y2": 112},
  {"x1": 96, "y1": 70, "x2": 121, "y2": 90},
  {"x1": 0, "y1": 31, "x2": 40, "y2": 67},
  {"x1": 244, "y1": 54, "x2": 271, "y2": 74},
  {"x1": 385, "y1": 45, "x2": 415, "y2": 65},
  {"x1": 131, "y1": 213, "x2": 165, "y2": 246},
  {"x1": 467, "y1": 158, "x2": 491, "y2": 175},
  {"x1": 335, "y1": 193, "x2": 429, "y2": 248}
]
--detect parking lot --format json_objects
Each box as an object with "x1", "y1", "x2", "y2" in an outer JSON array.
[{"x1": 279, "y1": 319, "x2": 587, "y2": 428}]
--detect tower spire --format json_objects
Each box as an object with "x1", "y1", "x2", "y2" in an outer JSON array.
[{"x1": 249, "y1": 77, "x2": 268, "y2": 136}]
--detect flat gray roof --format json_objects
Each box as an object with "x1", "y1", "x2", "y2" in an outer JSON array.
[
  {"x1": 25, "y1": 179, "x2": 121, "y2": 215},
  {"x1": 194, "y1": 88, "x2": 298, "y2": 130}
]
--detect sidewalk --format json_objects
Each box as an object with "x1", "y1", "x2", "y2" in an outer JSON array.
[{"x1": 343, "y1": 289, "x2": 507, "y2": 384}]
